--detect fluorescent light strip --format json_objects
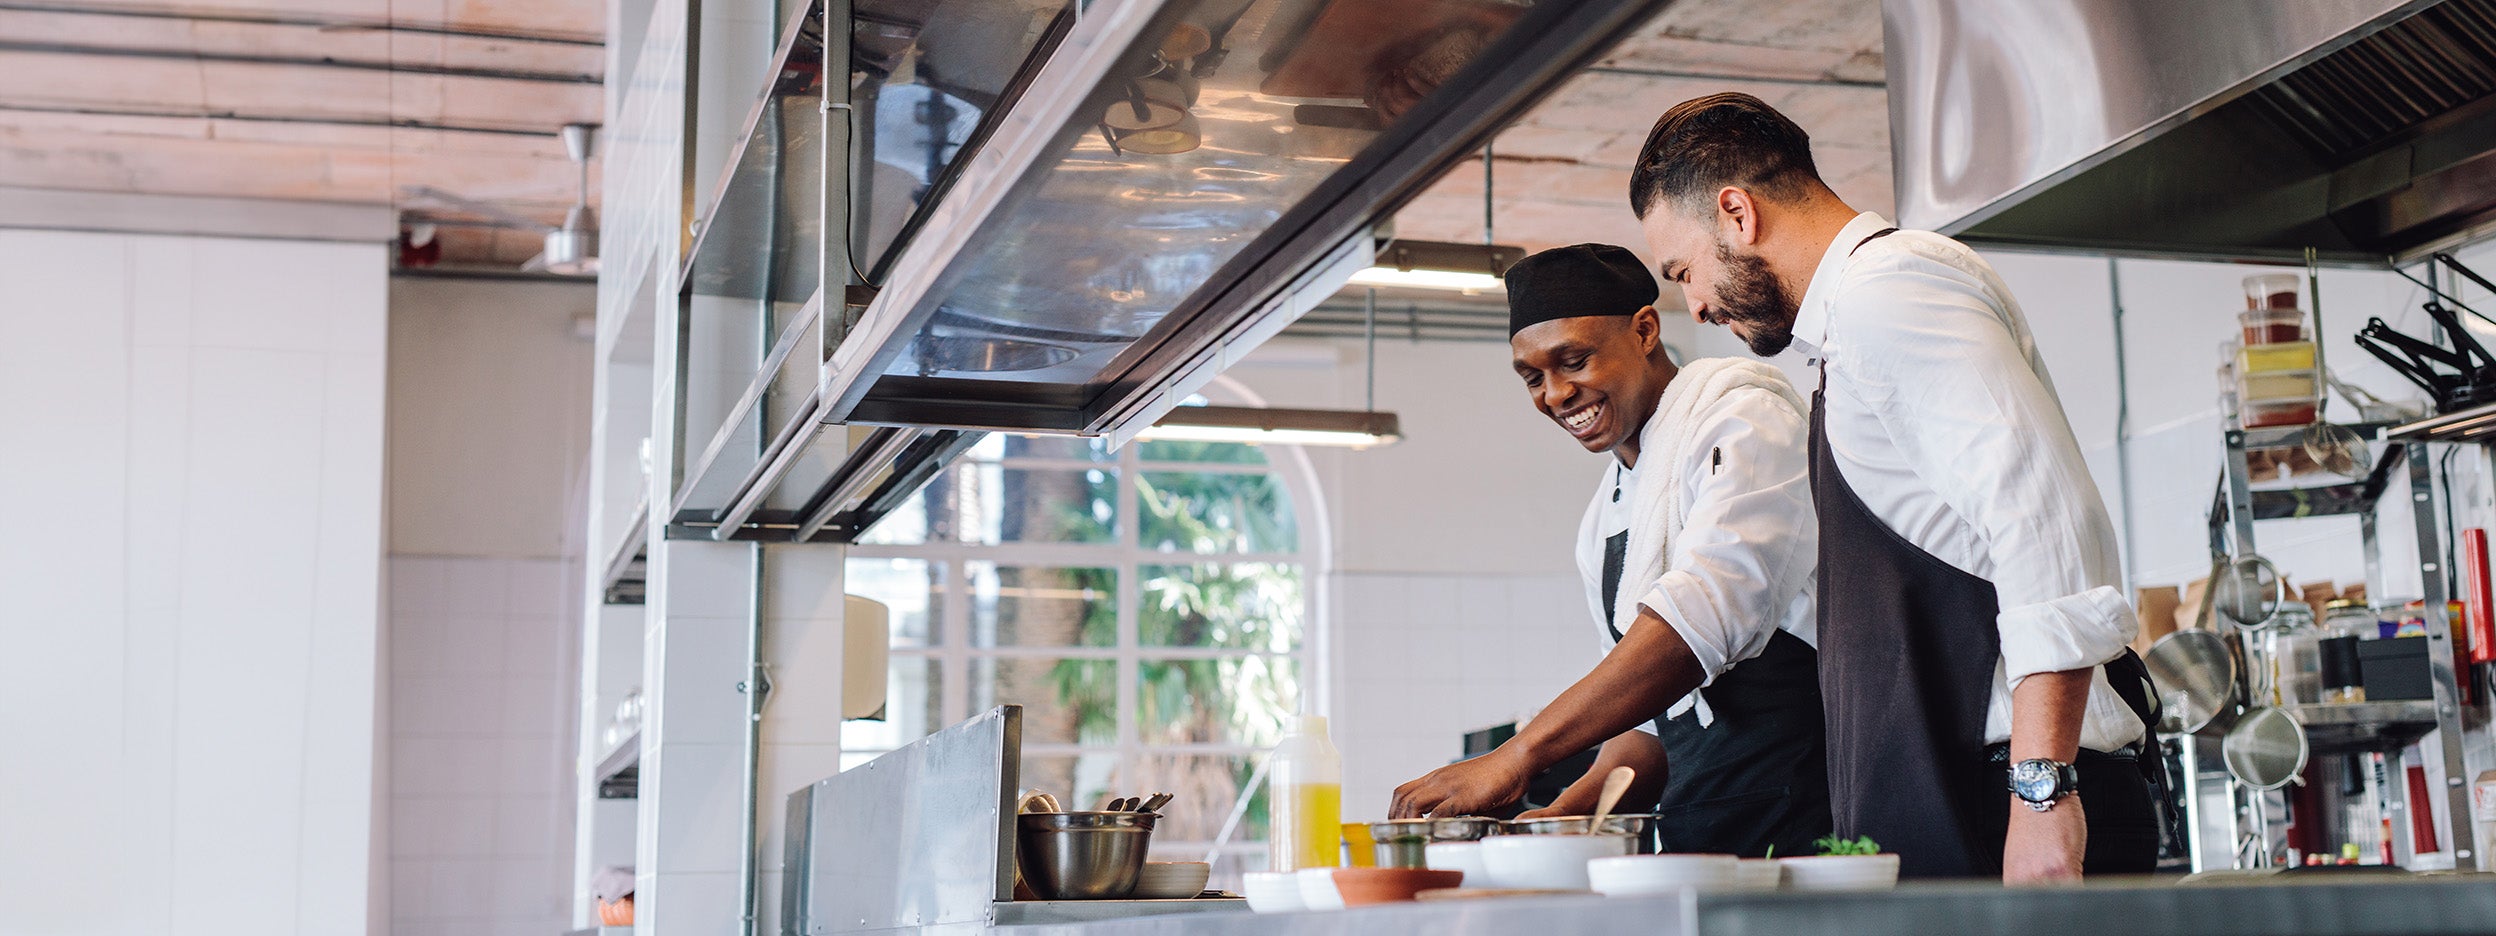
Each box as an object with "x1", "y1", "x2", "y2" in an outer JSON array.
[
  {"x1": 1344, "y1": 266, "x2": 1506, "y2": 294},
  {"x1": 1137, "y1": 405, "x2": 1403, "y2": 449}
]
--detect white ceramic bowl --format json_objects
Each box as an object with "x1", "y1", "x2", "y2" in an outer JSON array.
[
  {"x1": 1479, "y1": 833, "x2": 1634, "y2": 891},
  {"x1": 1296, "y1": 867, "x2": 1347, "y2": 910},
  {"x1": 1133, "y1": 861, "x2": 1211, "y2": 899},
  {"x1": 1425, "y1": 841, "x2": 1489, "y2": 887},
  {"x1": 1778, "y1": 854, "x2": 1900, "y2": 892},
  {"x1": 1241, "y1": 871, "x2": 1304, "y2": 912},
  {"x1": 1585, "y1": 854, "x2": 1742, "y2": 897},
  {"x1": 1734, "y1": 858, "x2": 1784, "y2": 891}
]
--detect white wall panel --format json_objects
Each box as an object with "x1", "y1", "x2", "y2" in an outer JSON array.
[{"x1": 0, "y1": 228, "x2": 385, "y2": 936}]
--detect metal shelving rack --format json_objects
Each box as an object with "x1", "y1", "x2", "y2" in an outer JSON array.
[{"x1": 2193, "y1": 421, "x2": 2479, "y2": 871}]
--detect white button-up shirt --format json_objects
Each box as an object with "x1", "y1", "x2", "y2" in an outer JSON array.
[
  {"x1": 1791, "y1": 212, "x2": 2143, "y2": 752},
  {"x1": 1572, "y1": 376, "x2": 1819, "y2": 732}
]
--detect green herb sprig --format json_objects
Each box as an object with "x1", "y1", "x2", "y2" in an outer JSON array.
[{"x1": 1812, "y1": 834, "x2": 1882, "y2": 856}]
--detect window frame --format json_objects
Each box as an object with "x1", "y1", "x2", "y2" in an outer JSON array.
[{"x1": 843, "y1": 427, "x2": 1325, "y2": 870}]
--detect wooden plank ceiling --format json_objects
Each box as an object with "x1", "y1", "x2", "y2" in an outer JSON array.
[
  {"x1": 0, "y1": 0, "x2": 603, "y2": 267},
  {"x1": 0, "y1": 0, "x2": 1884, "y2": 280}
]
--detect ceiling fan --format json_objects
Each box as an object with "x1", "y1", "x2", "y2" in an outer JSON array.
[{"x1": 401, "y1": 123, "x2": 599, "y2": 276}]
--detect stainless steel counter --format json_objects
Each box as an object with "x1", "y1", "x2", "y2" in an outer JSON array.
[{"x1": 993, "y1": 874, "x2": 2496, "y2": 936}]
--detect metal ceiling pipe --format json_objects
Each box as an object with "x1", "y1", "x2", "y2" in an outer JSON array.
[
  {"x1": 0, "y1": 39, "x2": 603, "y2": 84},
  {"x1": 0, "y1": 0, "x2": 603, "y2": 45}
]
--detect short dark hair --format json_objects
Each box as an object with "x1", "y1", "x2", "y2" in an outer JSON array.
[{"x1": 1627, "y1": 92, "x2": 1823, "y2": 219}]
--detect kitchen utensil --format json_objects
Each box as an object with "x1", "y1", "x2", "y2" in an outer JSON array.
[
  {"x1": 1132, "y1": 861, "x2": 1212, "y2": 899},
  {"x1": 1140, "y1": 792, "x2": 1174, "y2": 814},
  {"x1": 2214, "y1": 555, "x2": 2289, "y2": 628},
  {"x1": 1240, "y1": 871, "x2": 1304, "y2": 913},
  {"x1": 1295, "y1": 867, "x2": 1346, "y2": 910},
  {"x1": 1017, "y1": 791, "x2": 1064, "y2": 814},
  {"x1": 2222, "y1": 705, "x2": 2309, "y2": 791},
  {"x1": 1412, "y1": 887, "x2": 1591, "y2": 901},
  {"x1": 1479, "y1": 833, "x2": 1634, "y2": 890},
  {"x1": 1424, "y1": 841, "x2": 1488, "y2": 885},
  {"x1": 1500, "y1": 814, "x2": 1663, "y2": 854},
  {"x1": 1779, "y1": 854, "x2": 1901, "y2": 892},
  {"x1": 2301, "y1": 422, "x2": 2369, "y2": 477},
  {"x1": 1585, "y1": 854, "x2": 1740, "y2": 897},
  {"x1": 1587, "y1": 765, "x2": 1634, "y2": 831},
  {"x1": 1015, "y1": 811, "x2": 1157, "y2": 900},
  {"x1": 1331, "y1": 867, "x2": 1463, "y2": 906},
  {"x1": 2146, "y1": 629, "x2": 2240, "y2": 735}
]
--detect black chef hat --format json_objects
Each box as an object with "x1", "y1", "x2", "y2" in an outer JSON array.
[{"x1": 1505, "y1": 243, "x2": 1660, "y2": 336}]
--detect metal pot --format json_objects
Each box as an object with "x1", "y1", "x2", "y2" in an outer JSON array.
[
  {"x1": 1016, "y1": 811, "x2": 1156, "y2": 900},
  {"x1": 1496, "y1": 814, "x2": 1663, "y2": 854},
  {"x1": 1368, "y1": 816, "x2": 1502, "y2": 868},
  {"x1": 2146, "y1": 629, "x2": 2241, "y2": 735}
]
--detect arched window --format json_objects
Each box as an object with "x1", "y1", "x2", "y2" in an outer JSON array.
[{"x1": 843, "y1": 419, "x2": 1320, "y2": 878}]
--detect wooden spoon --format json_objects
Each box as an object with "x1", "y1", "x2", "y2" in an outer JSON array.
[{"x1": 1588, "y1": 766, "x2": 1636, "y2": 833}]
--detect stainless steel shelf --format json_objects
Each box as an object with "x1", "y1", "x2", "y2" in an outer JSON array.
[
  {"x1": 599, "y1": 500, "x2": 647, "y2": 606},
  {"x1": 594, "y1": 730, "x2": 641, "y2": 799},
  {"x1": 2285, "y1": 700, "x2": 2441, "y2": 755},
  {"x1": 989, "y1": 898, "x2": 1245, "y2": 925},
  {"x1": 2387, "y1": 401, "x2": 2496, "y2": 442}
]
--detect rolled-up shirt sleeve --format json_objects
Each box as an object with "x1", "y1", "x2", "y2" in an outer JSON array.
[
  {"x1": 1835, "y1": 264, "x2": 2136, "y2": 684},
  {"x1": 1634, "y1": 386, "x2": 1818, "y2": 685}
]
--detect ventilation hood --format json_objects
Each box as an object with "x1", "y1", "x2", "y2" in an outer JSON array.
[{"x1": 1888, "y1": 0, "x2": 2496, "y2": 264}]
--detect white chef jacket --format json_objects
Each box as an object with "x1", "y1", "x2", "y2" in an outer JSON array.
[
  {"x1": 1789, "y1": 211, "x2": 2144, "y2": 752},
  {"x1": 1572, "y1": 377, "x2": 1819, "y2": 733}
]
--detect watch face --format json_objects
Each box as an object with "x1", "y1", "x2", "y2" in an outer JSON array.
[{"x1": 2010, "y1": 760, "x2": 2062, "y2": 802}]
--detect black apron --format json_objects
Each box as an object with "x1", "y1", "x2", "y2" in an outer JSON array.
[
  {"x1": 1809, "y1": 228, "x2": 2160, "y2": 879},
  {"x1": 1601, "y1": 490, "x2": 1832, "y2": 857}
]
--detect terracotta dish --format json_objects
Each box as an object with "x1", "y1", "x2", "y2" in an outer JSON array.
[{"x1": 1333, "y1": 867, "x2": 1465, "y2": 906}]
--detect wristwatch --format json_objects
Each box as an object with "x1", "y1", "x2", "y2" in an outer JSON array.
[{"x1": 2008, "y1": 759, "x2": 2080, "y2": 812}]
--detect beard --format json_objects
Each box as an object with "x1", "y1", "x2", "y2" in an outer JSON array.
[{"x1": 1708, "y1": 240, "x2": 1800, "y2": 357}]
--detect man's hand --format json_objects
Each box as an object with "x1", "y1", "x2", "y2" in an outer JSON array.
[
  {"x1": 1391, "y1": 747, "x2": 1533, "y2": 819},
  {"x1": 2002, "y1": 794, "x2": 2086, "y2": 884}
]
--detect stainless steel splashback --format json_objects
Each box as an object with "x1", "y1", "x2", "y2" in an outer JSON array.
[
  {"x1": 1886, "y1": 0, "x2": 2496, "y2": 263},
  {"x1": 790, "y1": 706, "x2": 1021, "y2": 934}
]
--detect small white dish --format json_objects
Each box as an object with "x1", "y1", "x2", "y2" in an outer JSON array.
[
  {"x1": 1479, "y1": 833, "x2": 1634, "y2": 891},
  {"x1": 1778, "y1": 854, "x2": 1900, "y2": 891},
  {"x1": 1241, "y1": 871, "x2": 1303, "y2": 912},
  {"x1": 1132, "y1": 861, "x2": 1210, "y2": 899},
  {"x1": 1296, "y1": 867, "x2": 1347, "y2": 910},
  {"x1": 1425, "y1": 841, "x2": 1489, "y2": 887},
  {"x1": 1585, "y1": 854, "x2": 1741, "y2": 897}
]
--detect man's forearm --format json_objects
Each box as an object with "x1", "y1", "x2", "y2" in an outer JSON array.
[
  {"x1": 1513, "y1": 609, "x2": 1704, "y2": 769},
  {"x1": 2008, "y1": 668, "x2": 2090, "y2": 763}
]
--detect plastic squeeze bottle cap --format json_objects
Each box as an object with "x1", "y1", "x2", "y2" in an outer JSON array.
[{"x1": 1296, "y1": 715, "x2": 1328, "y2": 737}]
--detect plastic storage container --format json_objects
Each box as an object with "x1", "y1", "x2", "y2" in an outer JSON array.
[
  {"x1": 2245, "y1": 272, "x2": 2303, "y2": 310},
  {"x1": 1268, "y1": 715, "x2": 1342, "y2": 872},
  {"x1": 2238, "y1": 340, "x2": 2317, "y2": 374},
  {"x1": 2240, "y1": 308, "x2": 2308, "y2": 345}
]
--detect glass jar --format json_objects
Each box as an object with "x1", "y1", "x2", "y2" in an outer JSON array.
[{"x1": 2266, "y1": 604, "x2": 2323, "y2": 705}]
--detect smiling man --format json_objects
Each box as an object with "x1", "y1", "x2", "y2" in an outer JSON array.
[
  {"x1": 1389, "y1": 244, "x2": 1828, "y2": 859},
  {"x1": 1632, "y1": 92, "x2": 2159, "y2": 882}
]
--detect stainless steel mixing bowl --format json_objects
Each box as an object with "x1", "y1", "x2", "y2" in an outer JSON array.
[
  {"x1": 1368, "y1": 816, "x2": 1502, "y2": 867},
  {"x1": 1016, "y1": 811, "x2": 1156, "y2": 900},
  {"x1": 1498, "y1": 814, "x2": 1664, "y2": 854}
]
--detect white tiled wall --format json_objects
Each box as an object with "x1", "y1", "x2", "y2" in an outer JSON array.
[
  {"x1": 1332, "y1": 571, "x2": 1593, "y2": 816},
  {"x1": 388, "y1": 556, "x2": 581, "y2": 936},
  {"x1": 0, "y1": 229, "x2": 386, "y2": 935}
]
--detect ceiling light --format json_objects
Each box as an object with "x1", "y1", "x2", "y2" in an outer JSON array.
[
  {"x1": 1346, "y1": 266, "x2": 1504, "y2": 293},
  {"x1": 527, "y1": 124, "x2": 599, "y2": 276},
  {"x1": 1354, "y1": 238, "x2": 1524, "y2": 294},
  {"x1": 1136, "y1": 405, "x2": 1402, "y2": 449}
]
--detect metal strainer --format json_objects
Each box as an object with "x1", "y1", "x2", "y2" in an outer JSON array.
[{"x1": 2222, "y1": 705, "x2": 2309, "y2": 790}]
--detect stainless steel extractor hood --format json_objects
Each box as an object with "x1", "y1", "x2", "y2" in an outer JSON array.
[{"x1": 1888, "y1": 0, "x2": 2496, "y2": 264}]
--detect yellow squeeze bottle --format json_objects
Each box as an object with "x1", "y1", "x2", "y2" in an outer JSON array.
[{"x1": 1268, "y1": 715, "x2": 1343, "y2": 872}]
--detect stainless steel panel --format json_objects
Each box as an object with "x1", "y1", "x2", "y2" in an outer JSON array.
[
  {"x1": 799, "y1": 706, "x2": 1021, "y2": 934},
  {"x1": 824, "y1": 0, "x2": 1670, "y2": 433},
  {"x1": 1885, "y1": 0, "x2": 2417, "y2": 235}
]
